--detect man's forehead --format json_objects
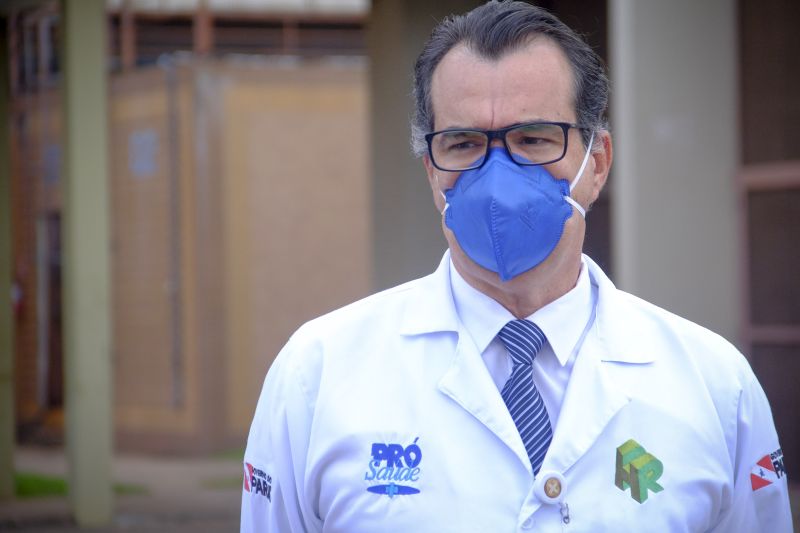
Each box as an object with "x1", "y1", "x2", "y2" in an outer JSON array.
[
  {"x1": 432, "y1": 37, "x2": 572, "y2": 88},
  {"x1": 454, "y1": 33, "x2": 553, "y2": 63},
  {"x1": 429, "y1": 38, "x2": 577, "y2": 128}
]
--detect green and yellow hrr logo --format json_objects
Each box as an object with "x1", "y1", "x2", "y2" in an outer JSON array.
[{"x1": 615, "y1": 439, "x2": 664, "y2": 503}]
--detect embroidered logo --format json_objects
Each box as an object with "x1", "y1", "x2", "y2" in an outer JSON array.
[
  {"x1": 244, "y1": 462, "x2": 272, "y2": 501},
  {"x1": 751, "y1": 448, "x2": 785, "y2": 491},
  {"x1": 615, "y1": 439, "x2": 664, "y2": 503},
  {"x1": 364, "y1": 438, "x2": 422, "y2": 497}
]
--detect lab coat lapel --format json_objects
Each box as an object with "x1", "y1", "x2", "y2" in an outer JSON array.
[
  {"x1": 437, "y1": 326, "x2": 533, "y2": 473},
  {"x1": 540, "y1": 328, "x2": 629, "y2": 475},
  {"x1": 541, "y1": 257, "x2": 655, "y2": 474},
  {"x1": 400, "y1": 252, "x2": 531, "y2": 471}
]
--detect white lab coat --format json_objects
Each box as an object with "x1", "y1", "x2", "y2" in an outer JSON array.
[{"x1": 241, "y1": 253, "x2": 793, "y2": 532}]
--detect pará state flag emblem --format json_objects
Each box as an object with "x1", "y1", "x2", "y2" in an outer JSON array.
[{"x1": 750, "y1": 450, "x2": 784, "y2": 491}]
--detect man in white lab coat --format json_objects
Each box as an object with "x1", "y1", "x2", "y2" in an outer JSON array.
[{"x1": 242, "y1": 1, "x2": 793, "y2": 531}]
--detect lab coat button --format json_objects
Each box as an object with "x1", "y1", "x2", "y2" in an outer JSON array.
[
  {"x1": 522, "y1": 517, "x2": 533, "y2": 529},
  {"x1": 534, "y1": 471, "x2": 566, "y2": 505},
  {"x1": 544, "y1": 476, "x2": 561, "y2": 498}
]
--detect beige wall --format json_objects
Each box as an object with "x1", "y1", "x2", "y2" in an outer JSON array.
[
  {"x1": 111, "y1": 61, "x2": 371, "y2": 451},
  {"x1": 11, "y1": 59, "x2": 371, "y2": 454},
  {"x1": 109, "y1": 60, "x2": 371, "y2": 451},
  {"x1": 219, "y1": 63, "x2": 371, "y2": 436},
  {"x1": 111, "y1": 68, "x2": 200, "y2": 437}
]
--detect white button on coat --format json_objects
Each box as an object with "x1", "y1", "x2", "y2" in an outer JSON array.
[{"x1": 534, "y1": 471, "x2": 566, "y2": 505}]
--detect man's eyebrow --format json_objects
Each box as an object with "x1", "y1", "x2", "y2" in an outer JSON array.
[
  {"x1": 506, "y1": 118, "x2": 561, "y2": 128},
  {"x1": 438, "y1": 118, "x2": 555, "y2": 131},
  {"x1": 436, "y1": 124, "x2": 479, "y2": 131},
  {"x1": 439, "y1": 129, "x2": 478, "y2": 135}
]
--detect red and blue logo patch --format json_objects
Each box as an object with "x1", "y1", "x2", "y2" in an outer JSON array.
[
  {"x1": 244, "y1": 462, "x2": 273, "y2": 501},
  {"x1": 750, "y1": 448, "x2": 785, "y2": 491}
]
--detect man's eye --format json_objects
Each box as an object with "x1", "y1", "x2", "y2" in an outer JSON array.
[
  {"x1": 447, "y1": 141, "x2": 479, "y2": 151},
  {"x1": 519, "y1": 136, "x2": 548, "y2": 145}
]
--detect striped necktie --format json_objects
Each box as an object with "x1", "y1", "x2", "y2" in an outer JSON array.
[{"x1": 498, "y1": 319, "x2": 552, "y2": 475}]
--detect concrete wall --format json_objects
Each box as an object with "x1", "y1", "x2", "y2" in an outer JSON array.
[
  {"x1": 62, "y1": 0, "x2": 113, "y2": 524},
  {"x1": 368, "y1": 0, "x2": 481, "y2": 290},
  {"x1": 609, "y1": 0, "x2": 739, "y2": 342}
]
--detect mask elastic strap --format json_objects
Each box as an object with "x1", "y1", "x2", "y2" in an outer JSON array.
[
  {"x1": 436, "y1": 175, "x2": 449, "y2": 215},
  {"x1": 565, "y1": 132, "x2": 595, "y2": 218},
  {"x1": 564, "y1": 196, "x2": 586, "y2": 218}
]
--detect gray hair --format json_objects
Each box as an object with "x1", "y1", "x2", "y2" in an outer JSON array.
[{"x1": 411, "y1": 0, "x2": 609, "y2": 157}]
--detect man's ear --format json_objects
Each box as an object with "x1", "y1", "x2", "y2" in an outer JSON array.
[
  {"x1": 423, "y1": 153, "x2": 435, "y2": 186},
  {"x1": 588, "y1": 131, "x2": 612, "y2": 203}
]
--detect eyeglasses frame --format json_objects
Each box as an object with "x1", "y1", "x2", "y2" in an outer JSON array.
[{"x1": 424, "y1": 121, "x2": 589, "y2": 172}]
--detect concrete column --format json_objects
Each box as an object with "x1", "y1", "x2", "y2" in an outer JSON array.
[
  {"x1": 368, "y1": 0, "x2": 480, "y2": 290},
  {"x1": 0, "y1": 16, "x2": 15, "y2": 501},
  {"x1": 609, "y1": 0, "x2": 739, "y2": 342},
  {"x1": 61, "y1": 0, "x2": 113, "y2": 526}
]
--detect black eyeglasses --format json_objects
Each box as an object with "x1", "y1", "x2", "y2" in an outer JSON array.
[{"x1": 424, "y1": 121, "x2": 587, "y2": 172}]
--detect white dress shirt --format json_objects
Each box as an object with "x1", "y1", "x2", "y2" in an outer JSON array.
[{"x1": 449, "y1": 258, "x2": 598, "y2": 429}]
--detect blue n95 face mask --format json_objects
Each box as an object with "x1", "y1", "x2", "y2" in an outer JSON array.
[{"x1": 441, "y1": 135, "x2": 593, "y2": 282}]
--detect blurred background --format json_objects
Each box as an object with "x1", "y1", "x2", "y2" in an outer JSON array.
[{"x1": 0, "y1": 0, "x2": 798, "y2": 530}]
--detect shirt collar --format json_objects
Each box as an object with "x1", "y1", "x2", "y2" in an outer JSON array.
[
  {"x1": 449, "y1": 258, "x2": 595, "y2": 367},
  {"x1": 528, "y1": 260, "x2": 594, "y2": 366}
]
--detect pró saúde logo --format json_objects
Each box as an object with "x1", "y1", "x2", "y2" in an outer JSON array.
[
  {"x1": 244, "y1": 462, "x2": 272, "y2": 502},
  {"x1": 364, "y1": 438, "x2": 422, "y2": 498}
]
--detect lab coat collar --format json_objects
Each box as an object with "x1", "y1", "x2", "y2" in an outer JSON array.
[
  {"x1": 401, "y1": 251, "x2": 658, "y2": 367},
  {"x1": 584, "y1": 255, "x2": 657, "y2": 364},
  {"x1": 399, "y1": 250, "x2": 460, "y2": 336}
]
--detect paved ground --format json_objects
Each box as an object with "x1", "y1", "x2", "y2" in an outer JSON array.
[{"x1": 0, "y1": 447, "x2": 241, "y2": 531}]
